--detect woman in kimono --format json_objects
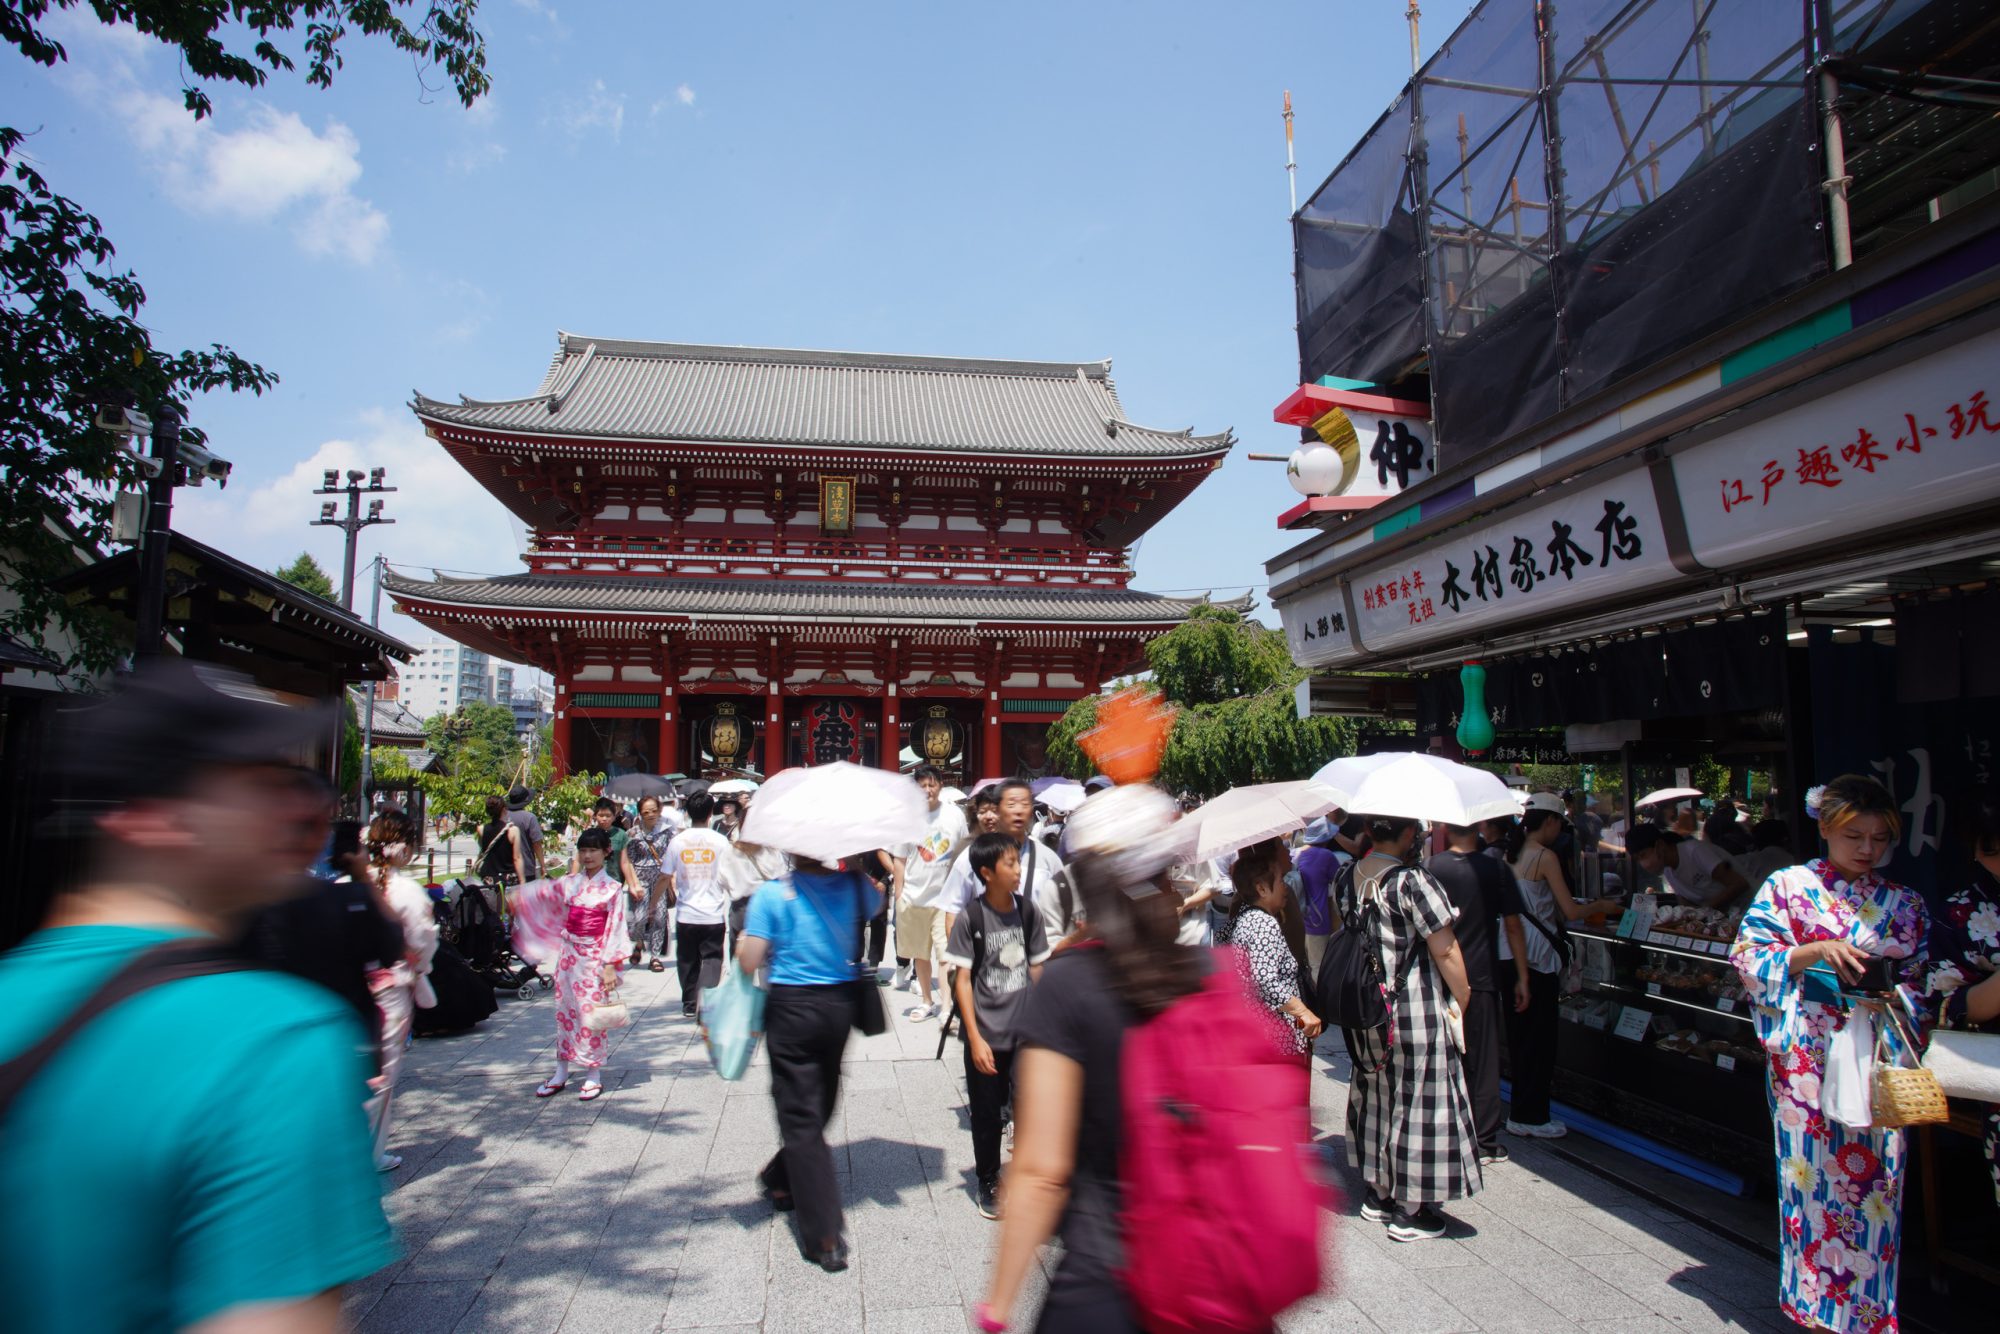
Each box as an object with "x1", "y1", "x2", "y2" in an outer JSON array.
[
  {"x1": 362, "y1": 808, "x2": 438, "y2": 1172},
  {"x1": 1343, "y1": 814, "x2": 1480, "y2": 1243},
  {"x1": 516, "y1": 826, "x2": 628, "y2": 1101},
  {"x1": 1730, "y1": 774, "x2": 1928, "y2": 1334},
  {"x1": 1914, "y1": 786, "x2": 2000, "y2": 1203}
]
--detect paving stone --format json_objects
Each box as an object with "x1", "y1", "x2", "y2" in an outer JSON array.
[
  {"x1": 660, "y1": 1214, "x2": 772, "y2": 1329},
  {"x1": 356, "y1": 1278, "x2": 483, "y2": 1333},
  {"x1": 557, "y1": 1269, "x2": 675, "y2": 1333},
  {"x1": 1415, "y1": 1265, "x2": 1587, "y2": 1334}
]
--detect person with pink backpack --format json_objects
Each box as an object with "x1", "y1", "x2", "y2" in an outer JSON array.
[{"x1": 976, "y1": 785, "x2": 1330, "y2": 1334}]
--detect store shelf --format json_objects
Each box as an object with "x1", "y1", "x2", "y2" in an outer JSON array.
[
  {"x1": 1572, "y1": 926, "x2": 1737, "y2": 963},
  {"x1": 1581, "y1": 978, "x2": 1755, "y2": 1025}
]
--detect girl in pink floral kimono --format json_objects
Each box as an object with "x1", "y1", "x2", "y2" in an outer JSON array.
[
  {"x1": 514, "y1": 827, "x2": 627, "y2": 1101},
  {"x1": 1731, "y1": 775, "x2": 1928, "y2": 1334}
]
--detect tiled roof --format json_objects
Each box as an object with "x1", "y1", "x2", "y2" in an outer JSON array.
[
  {"x1": 384, "y1": 571, "x2": 1250, "y2": 626},
  {"x1": 412, "y1": 333, "x2": 1232, "y2": 460}
]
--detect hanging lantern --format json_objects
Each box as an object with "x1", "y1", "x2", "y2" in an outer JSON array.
[
  {"x1": 1456, "y1": 661, "x2": 1495, "y2": 756},
  {"x1": 917, "y1": 704, "x2": 963, "y2": 764},
  {"x1": 699, "y1": 701, "x2": 749, "y2": 767},
  {"x1": 804, "y1": 699, "x2": 862, "y2": 765},
  {"x1": 1287, "y1": 443, "x2": 1341, "y2": 496}
]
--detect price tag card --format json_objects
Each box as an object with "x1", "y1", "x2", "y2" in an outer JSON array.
[
  {"x1": 1615, "y1": 910, "x2": 1639, "y2": 939},
  {"x1": 1715, "y1": 1054, "x2": 1737, "y2": 1072},
  {"x1": 1647, "y1": 930, "x2": 1672, "y2": 946},
  {"x1": 1646, "y1": 983, "x2": 1662, "y2": 996},
  {"x1": 1715, "y1": 996, "x2": 1736, "y2": 1013},
  {"x1": 1707, "y1": 940, "x2": 1730, "y2": 957},
  {"x1": 1612, "y1": 1006, "x2": 1654, "y2": 1042}
]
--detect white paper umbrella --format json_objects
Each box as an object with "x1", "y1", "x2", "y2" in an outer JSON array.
[
  {"x1": 709, "y1": 777, "x2": 760, "y2": 795},
  {"x1": 1636, "y1": 786, "x2": 1703, "y2": 808},
  {"x1": 1184, "y1": 781, "x2": 1338, "y2": 862},
  {"x1": 1038, "y1": 781, "x2": 1089, "y2": 815},
  {"x1": 1307, "y1": 752, "x2": 1520, "y2": 826},
  {"x1": 739, "y1": 762, "x2": 928, "y2": 863},
  {"x1": 939, "y1": 786, "x2": 968, "y2": 804}
]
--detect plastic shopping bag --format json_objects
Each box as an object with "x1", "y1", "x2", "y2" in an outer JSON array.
[
  {"x1": 701, "y1": 964, "x2": 767, "y2": 1082},
  {"x1": 1824, "y1": 1005, "x2": 1875, "y2": 1128}
]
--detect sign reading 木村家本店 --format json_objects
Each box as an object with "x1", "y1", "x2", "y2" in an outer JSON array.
[
  {"x1": 1671, "y1": 324, "x2": 2000, "y2": 570},
  {"x1": 1341, "y1": 471, "x2": 1677, "y2": 657}
]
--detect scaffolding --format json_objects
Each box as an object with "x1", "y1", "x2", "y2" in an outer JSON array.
[{"x1": 1294, "y1": 0, "x2": 2000, "y2": 460}]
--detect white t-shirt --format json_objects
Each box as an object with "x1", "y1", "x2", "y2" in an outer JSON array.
[
  {"x1": 664, "y1": 826, "x2": 734, "y2": 925},
  {"x1": 721, "y1": 842, "x2": 790, "y2": 903},
  {"x1": 939, "y1": 837, "x2": 1071, "y2": 942},
  {"x1": 899, "y1": 802, "x2": 969, "y2": 909},
  {"x1": 1666, "y1": 839, "x2": 1739, "y2": 905}
]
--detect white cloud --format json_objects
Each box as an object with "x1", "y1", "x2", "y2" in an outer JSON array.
[
  {"x1": 118, "y1": 93, "x2": 390, "y2": 263},
  {"x1": 553, "y1": 79, "x2": 625, "y2": 140},
  {"x1": 677, "y1": 83, "x2": 696, "y2": 106},
  {"x1": 448, "y1": 140, "x2": 508, "y2": 174},
  {"x1": 174, "y1": 410, "x2": 528, "y2": 622},
  {"x1": 651, "y1": 84, "x2": 698, "y2": 119}
]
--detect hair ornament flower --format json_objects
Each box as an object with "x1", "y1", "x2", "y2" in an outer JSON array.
[{"x1": 1803, "y1": 785, "x2": 1827, "y2": 820}]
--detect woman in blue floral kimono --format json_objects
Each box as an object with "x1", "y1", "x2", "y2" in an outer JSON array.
[
  {"x1": 1914, "y1": 787, "x2": 2000, "y2": 1203},
  {"x1": 1731, "y1": 775, "x2": 1928, "y2": 1334}
]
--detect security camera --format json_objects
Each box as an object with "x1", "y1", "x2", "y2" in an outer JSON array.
[
  {"x1": 94, "y1": 405, "x2": 153, "y2": 439},
  {"x1": 176, "y1": 439, "x2": 232, "y2": 488}
]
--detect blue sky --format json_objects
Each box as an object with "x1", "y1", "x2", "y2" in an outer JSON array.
[{"x1": 6, "y1": 0, "x2": 1475, "y2": 665}]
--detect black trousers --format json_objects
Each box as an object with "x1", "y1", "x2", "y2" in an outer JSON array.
[
  {"x1": 1504, "y1": 969, "x2": 1561, "y2": 1126},
  {"x1": 964, "y1": 1040, "x2": 1019, "y2": 1184},
  {"x1": 676, "y1": 920, "x2": 727, "y2": 1009},
  {"x1": 1460, "y1": 988, "x2": 1507, "y2": 1151},
  {"x1": 865, "y1": 899, "x2": 889, "y2": 970},
  {"x1": 760, "y1": 984, "x2": 854, "y2": 1251}
]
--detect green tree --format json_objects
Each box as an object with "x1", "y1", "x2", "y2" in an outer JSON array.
[
  {"x1": 1, "y1": 3, "x2": 490, "y2": 672},
  {"x1": 1047, "y1": 605, "x2": 1354, "y2": 799},
  {"x1": 416, "y1": 699, "x2": 522, "y2": 832},
  {"x1": 274, "y1": 551, "x2": 335, "y2": 601}
]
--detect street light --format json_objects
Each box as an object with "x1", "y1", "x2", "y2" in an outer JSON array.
[{"x1": 311, "y1": 467, "x2": 396, "y2": 609}]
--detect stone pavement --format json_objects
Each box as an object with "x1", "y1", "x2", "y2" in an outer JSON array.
[{"x1": 346, "y1": 961, "x2": 1792, "y2": 1334}]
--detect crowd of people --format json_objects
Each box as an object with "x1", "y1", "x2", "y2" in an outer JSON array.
[{"x1": 5, "y1": 660, "x2": 1997, "y2": 1333}]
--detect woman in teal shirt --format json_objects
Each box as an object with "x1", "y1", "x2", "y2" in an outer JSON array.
[{"x1": 736, "y1": 857, "x2": 880, "y2": 1274}]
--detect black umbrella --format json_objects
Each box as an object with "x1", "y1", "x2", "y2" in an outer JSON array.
[
  {"x1": 604, "y1": 773, "x2": 678, "y2": 800},
  {"x1": 675, "y1": 777, "x2": 712, "y2": 797}
]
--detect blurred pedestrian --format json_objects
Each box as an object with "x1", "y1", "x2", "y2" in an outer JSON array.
[
  {"x1": 1915, "y1": 786, "x2": 2000, "y2": 1205},
  {"x1": 1293, "y1": 816, "x2": 1350, "y2": 976},
  {"x1": 737, "y1": 855, "x2": 882, "y2": 1272},
  {"x1": 505, "y1": 784, "x2": 548, "y2": 878},
  {"x1": 622, "y1": 794, "x2": 677, "y2": 971},
  {"x1": 1225, "y1": 839, "x2": 1323, "y2": 1062},
  {"x1": 1429, "y1": 822, "x2": 1529, "y2": 1165},
  {"x1": 360, "y1": 806, "x2": 438, "y2": 1172},
  {"x1": 0, "y1": 661, "x2": 395, "y2": 1328},
  {"x1": 895, "y1": 765, "x2": 967, "y2": 1017},
  {"x1": 477, "y1": 794, "x2": 527, "y2": 887}
]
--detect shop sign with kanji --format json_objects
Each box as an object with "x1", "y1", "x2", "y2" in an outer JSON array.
[
  {"x1": 1346, "y1": 471, "x2": 1675, "y2": 655},
  {"x1": 1673, "y1": 324, "x2": 2000, "y2": 570},
  {"x1": 1282, "y1": 581, "x2": 1354, "y2": 667}
]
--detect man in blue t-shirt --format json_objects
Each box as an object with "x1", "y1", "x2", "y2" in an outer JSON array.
[{"x1": 0, "y1": 661, "x2": 396, "y2": 1331}]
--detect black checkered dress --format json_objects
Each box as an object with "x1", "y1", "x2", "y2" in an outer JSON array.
[{"x1": 1342, "y1": 858, "x2": 1483, "y2": 1206}]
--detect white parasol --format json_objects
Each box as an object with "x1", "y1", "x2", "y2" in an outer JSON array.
[
  {"x1": 1038, "y1": 781, "x2": 1089, "y2": 815},
  {"x1": 939, "y1": 786, "x2": 968, "y2": 804},
  {"x1": 709, "y1": 777, "x2": 760, "y2": 795},
  {"x1": 1183, "y1": 780, "x2": 1338, "y2": 862},
  {"x1": 1636, "y1": 786, "x2": 1703, "y2": 808},
  {"x1": 1307, "y1": 752, "x2": 1520, "y2": 826},
  {"x1": 739, "y1": 762, "x2": 928, "y2": 864}
]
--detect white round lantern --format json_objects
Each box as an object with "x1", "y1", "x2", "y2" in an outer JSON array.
[{"x1": 1287, "y1": 443, "x2": 1341, "y2": 496}]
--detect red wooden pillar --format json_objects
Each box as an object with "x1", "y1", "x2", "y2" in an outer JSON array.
[
  {"x1": 881, "y1": 687, "x2": 901, "y2": 771},
  {"x1": 658, "y1": 696, "x2": 678, "y2": 777},
  {"x1": 552, "y1": 682, "x2": 573, "y2": 782},
  {"x1": 763, "y1": 697, "x2": 785, "y2": 775},
  {"x1": 981, "y1": 688, "x2": 1003, "y2": 780}
]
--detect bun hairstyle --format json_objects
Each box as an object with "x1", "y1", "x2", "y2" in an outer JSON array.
[
  {"x1": 1366, "y1": 814, "x2": 1421, "y2": 846},
  {"x1": 1814, "y1": 774, "x2": 1903, "y2": 841},
  {"x1": 365, "y1": 806, "x2": 418, "y2": 894}
]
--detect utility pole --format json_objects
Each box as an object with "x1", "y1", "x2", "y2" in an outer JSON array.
[
  {"x1": 358, "y1": 553, "x2": 386, "y2": 809},
  {"x1": 312, "y1": 467, "x2": 396, "y2": 609},
  {"x1": 132, "y1": 405, "x2": 182, "y2": 658}
]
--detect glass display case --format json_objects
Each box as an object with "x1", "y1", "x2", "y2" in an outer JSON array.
[{"x1": 1545, "y1": 904, "x2": 1774, "y2": 1178}]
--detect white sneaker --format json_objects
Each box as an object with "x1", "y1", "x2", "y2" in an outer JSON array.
[
  {"x1": 376, "y1": 1152, "x2": 403, "y2": 1172},
  {"x1": 893, "y1": 965, "x2": 913, "y2": 992},
  {"x1": 1505, "y1": 1118, "x2": 1569, "y2": 1139}
]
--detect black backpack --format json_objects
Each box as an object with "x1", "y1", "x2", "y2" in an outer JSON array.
[{"x1": 1311, "y1": 858, "x2": 1417, "y2": 1032}]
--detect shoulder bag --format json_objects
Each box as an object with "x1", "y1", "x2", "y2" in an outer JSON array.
[{"x1": 798, "y1": 871, "x2": 886, "y2": 1036}]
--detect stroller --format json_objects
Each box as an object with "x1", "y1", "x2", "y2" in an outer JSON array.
[{"x1": 437, "y1": 875, "x2": 548, "y2": 999}]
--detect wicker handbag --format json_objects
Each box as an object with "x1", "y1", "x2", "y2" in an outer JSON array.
[{"x1": 1871, "y1": 1002, "x2": 1949, "y2": 1128}]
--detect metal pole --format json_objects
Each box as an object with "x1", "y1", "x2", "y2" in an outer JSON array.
[
  {"x1": 358, "y1": 554, "x2": 383, "y2": 809},
  {"x1": 340, "y1": 483, "x2": 362, "y2": 609},
  {"x1": 1819, "y1": 67, "x2": 1853, "y2": 269},
  {"x1": 132, "y1": 406, "x2": 181, "y2": 658}
]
